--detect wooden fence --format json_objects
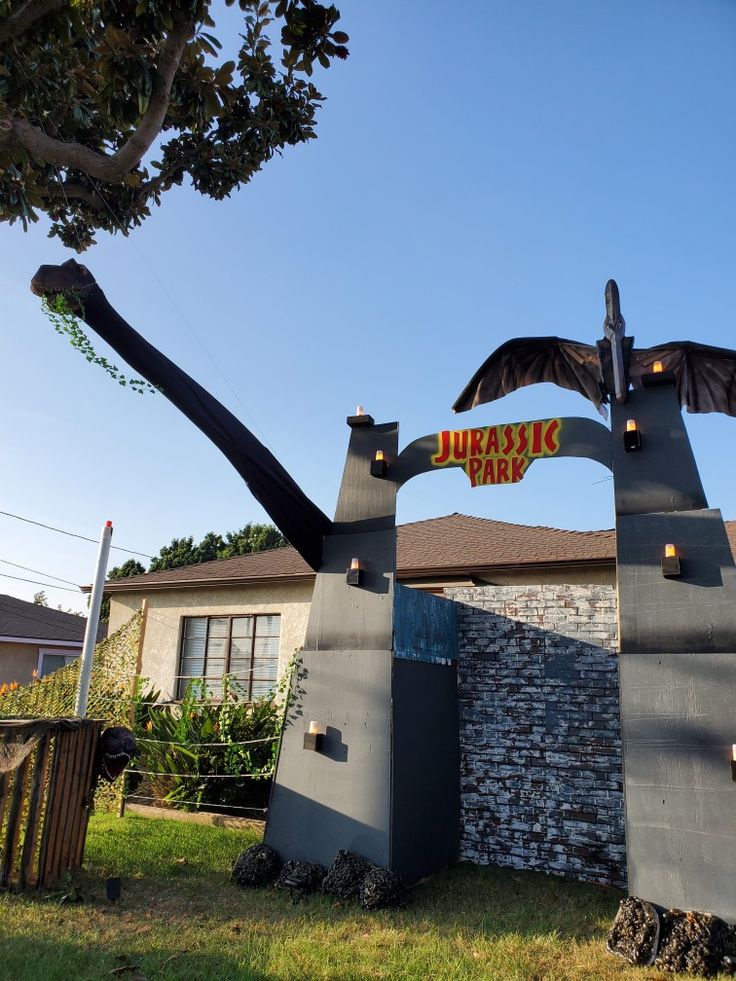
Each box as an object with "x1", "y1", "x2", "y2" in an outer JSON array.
[{"x1": 0, "y1": 718, "x2": 102, "y2": 891}]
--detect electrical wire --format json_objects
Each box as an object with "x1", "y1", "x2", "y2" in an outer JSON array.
[
  {"x1": 0, "y1": 557, "x2": 81, "y2": 588},
  {"x1": 87, "y1": 176, "x2": 275, "y2": 450},
  {"x1": 0, "y1": 509, "x2": 153, "y2": 559},
  {"x1": 0, "y1": 574, "x2": 81, "y2": 594},
  {"x1": 37, "y1": 156, "x2": 276, "y2": 455}
]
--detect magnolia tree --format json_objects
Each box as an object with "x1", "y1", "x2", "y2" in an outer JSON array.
[{"x1": 0, "y1": 0, "x2": 348, "y2": 249}]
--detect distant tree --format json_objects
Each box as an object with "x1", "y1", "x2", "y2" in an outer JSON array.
[
  {"x1": 109, "y1": 559, "x2": 148, "y2": 580},
  {"x1": 100, "y1": 557, "x2": 146, "y2": 620},
  {"x1": 100, "y1": 526, "x2": 284, "y2": 617},
  {"x1": 147, "y1": 535, "x2": 201, "y2": 572},
  {"x1": 148, "y1": 523, "x2": 286, "y2": 572},
  {"x1": 0, "y1": 0, "x2": 349, "y2": 249},
  {"x1": 33, "y1": 588, "x2": 79, "y2": 615},
  {"x1": 221, "y1": 523, "x2": 285, "y2": 556}
]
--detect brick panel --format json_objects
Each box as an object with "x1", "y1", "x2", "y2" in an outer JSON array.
[{"x1": 448, "y1": 585, "x2": 625, "y2": 888}]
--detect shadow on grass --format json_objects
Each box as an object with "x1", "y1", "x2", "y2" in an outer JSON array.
[
  {"x1": 0, "y1": 937, "x2": 272, "y2": 981},
  {"x1": 413, "y1": 860, "x2": 623, "y2": 940},
  {"x1": 81, "y1": 814, "x2": 624, "y2": 942},
  {"x1": 0, "y1": 815, "x2": 628, "y2": 981}
]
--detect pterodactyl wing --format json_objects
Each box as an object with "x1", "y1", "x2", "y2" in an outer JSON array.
[
  {"x1": 629, "y1": 342, "x2": 736, "y2": 417},
  {"x1": 452, "y1": 337, "x2": 604, "y2": 413}
]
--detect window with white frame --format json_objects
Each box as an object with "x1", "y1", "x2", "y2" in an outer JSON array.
[
  {"x1": 176, "y1": 614, "x2": 280, "y2": 699},
  {"x1": 38, "y1": 648, "x2": 81, "y2": 678}
]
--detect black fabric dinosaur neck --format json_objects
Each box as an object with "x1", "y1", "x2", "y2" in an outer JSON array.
[{"x1": 31, "y1": 260, "x2": 331, "y2": 571}]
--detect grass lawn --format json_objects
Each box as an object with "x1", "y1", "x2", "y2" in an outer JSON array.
[{"x1": 0, "y1": 814, "x2": 723, "y2": 981}]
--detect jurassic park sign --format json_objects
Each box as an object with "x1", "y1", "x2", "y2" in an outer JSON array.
[{"x1": 432, "y1": 419, "x2": 562, "y2": 487}]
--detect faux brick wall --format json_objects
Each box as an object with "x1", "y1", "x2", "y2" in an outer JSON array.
[{"x1": 447, "y1": 584, "x2": 626, "y2": 888}]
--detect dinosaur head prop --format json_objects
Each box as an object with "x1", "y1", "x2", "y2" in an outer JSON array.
[{"x1": 31, "y1": 259, "x2": 97, "y2": 311}]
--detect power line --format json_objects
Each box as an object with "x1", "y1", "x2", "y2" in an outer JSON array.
[
  {"x1": 0, "y1": 509, "x2": 153, "y2": 559},
  {"x1": 0, "y1": 557, "x2": 81, "y2": 588},
  {"x1": 0, "y1": 573, "x2": 81, "y2": 594},
  {"x1": 88, "y1": 177, "x2": 275, "y2": 450}
]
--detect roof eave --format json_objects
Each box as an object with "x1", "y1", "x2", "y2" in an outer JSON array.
[
  {"x1": 99, "y1": 571, "x2": 315, "y2": 593},
  {"x1": 100, "y1": 556, "x2": 616, "y2": 594}
]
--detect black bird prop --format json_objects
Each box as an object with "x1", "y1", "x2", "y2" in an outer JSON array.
[
  {"x1": 453, "y1": 280, "x2": 736, "y2": 418},
  {"x1": 95, "y1": 726, "x2": 137, "y2": 783}
]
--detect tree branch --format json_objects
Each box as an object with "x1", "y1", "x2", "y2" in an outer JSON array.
[
  {"x1": 0, "y1": 0, "x2": 64, "y2": 44},
  {"x1": 0, "y1": 20, "x2": 194, "y2": 182},
  {"x1": 43, "y1": 182, "x2": 107, "y2": 212},
  {"x1": 43, "y1": 173, "x2": 163, "y2": 214}
]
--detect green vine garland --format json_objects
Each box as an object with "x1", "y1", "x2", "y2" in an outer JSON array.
[{"x1": 42, "y1": 291, "x2": 156, "y2": 395}]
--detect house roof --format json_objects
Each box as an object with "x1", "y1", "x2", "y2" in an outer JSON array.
[
  {"x1": 101, "y1": 512, "x2": 736, "y2": 593},
  {"x1": 101, "y1": 513, "x2": 621, "y2": 593},
  {"x1": 396, "y1": 513, "x2": 617, "y2": 575},
  {"x1": 0, "y1": 593, "x2": 104, "y2": 643}
]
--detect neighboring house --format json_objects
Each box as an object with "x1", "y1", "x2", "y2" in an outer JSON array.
[
  {"x1": 0, "y1": 593, "x2": 107, "y2": 685},
  {"x1": 106, "y1": 512, "x2": 736, "y2": 701}
]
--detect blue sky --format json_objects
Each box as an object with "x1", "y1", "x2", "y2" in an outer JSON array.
[{"x1": 2, "y1": 0, "x2": 736, "y2": 612}]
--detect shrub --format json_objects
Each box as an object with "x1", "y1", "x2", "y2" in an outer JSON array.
[{"x1": 130, "y1": 676, "x2": 281, "y2": 814}]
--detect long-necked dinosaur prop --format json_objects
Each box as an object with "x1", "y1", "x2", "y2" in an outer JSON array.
[{"x1": 31, "y1": 259, "x2": 331, "y2": 571}]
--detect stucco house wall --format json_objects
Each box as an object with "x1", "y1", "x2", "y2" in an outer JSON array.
[
  {"x1": 109, "y1": 581, "x2": 314, "y2": 699},
  {"x1": 0, "y1": 640, "x2": 82, "y2": 685},
  {"x1": 0, "y1": 641, "x2": 42, "y2": 685}
]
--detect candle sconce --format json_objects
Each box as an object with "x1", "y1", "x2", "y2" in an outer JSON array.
[
  {"x1": 304, "y1": 721, "x2": 326, "y2": 752},
  {"x1": 623, "y1": 419, "x2": 642, "y2": 453},
  {"x1": 370, "y1": 450, "x2": 388, "y2": 477},
  {"x1": 347, "y1": 405, "x2": 374, "y2": 427},
  {"x1": 346, "y1": 557, "x2": 363, "y2": 586},
  {"x1": 642, "y1": 361, "x2": 676, "y2": 387},
  {"x1": 661, "y1": 544, "x2": 681, "y2": 578}
]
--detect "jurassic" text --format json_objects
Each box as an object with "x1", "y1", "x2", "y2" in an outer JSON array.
[{"x1": 432, "y1": 419, "x2": 562, "y2": 487}]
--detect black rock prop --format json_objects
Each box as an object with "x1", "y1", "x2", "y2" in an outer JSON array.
[
  {"x1": 231, "y1": 844, "x2": 281, "y2": 888},
  {"x1": 606, "y1": 897, "x2": 660, "y2": 966},
  {"x1": 321, "y1": 850, "x2": 371, "y2": 900},
  {"x1": 275, "y1": 860, "x2": 326, "y2": 896},
  {"x1": 358, "y1": 866, "x2": 406, "y2": 911},
  {"x1": 655, "y1": 910, "x2": 736, "y2": 978}
]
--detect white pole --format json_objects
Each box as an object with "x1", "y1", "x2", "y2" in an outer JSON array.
[{"x1": 75, "y1": 520, "x2": 113, "y2": 717}]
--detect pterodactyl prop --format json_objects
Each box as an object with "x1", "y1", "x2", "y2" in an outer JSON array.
[
  {"x1": 31, "y1": 260, "x2": 332, "y2": 570},
  {"x1": 453, "y1": 280, "x2": 736, "y2": 417}
]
